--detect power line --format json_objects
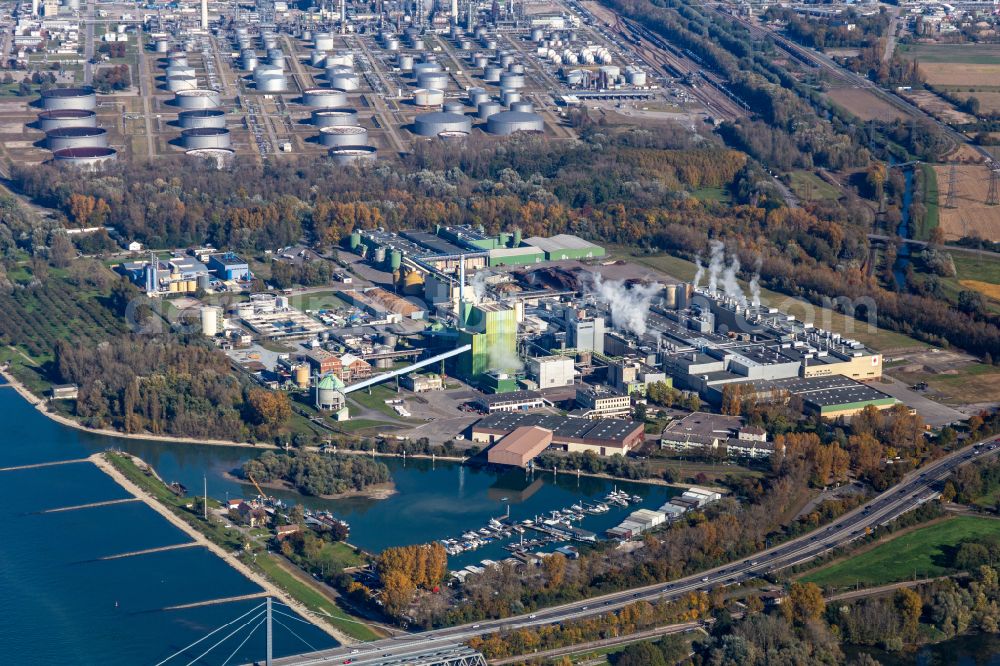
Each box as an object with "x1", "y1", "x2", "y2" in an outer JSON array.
[{"x1": 945, "y1": 163, "x2": 958, "y2": 209}]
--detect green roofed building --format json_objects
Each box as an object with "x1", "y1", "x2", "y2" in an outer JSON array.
[
  {"x1": 523, "y1": 234, "x2": 605, "y2": 261},
  {"x1": 453, "y1": 302, "x2": 518, "y2": 389}
]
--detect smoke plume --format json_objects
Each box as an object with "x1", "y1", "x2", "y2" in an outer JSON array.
[
  {"x1": 588, "y1": 274, "x2": 662, "y2": 337},
  {"x1": 693, "y1": 254, "x2": 705, "y2": 290},
  {"x1": 722, "y1": 253, "x2": 746, "y2": 306},
  {"x1": 706, "y1": 240, "x2": 725, "y2": 295},
  {"x1": 749, "y1": 257, "x2": 762, "y2": 307}
]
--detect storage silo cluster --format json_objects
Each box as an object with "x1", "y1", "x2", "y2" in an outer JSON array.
[{"x1": 35, "y1": 86, "x2": 117, "y2": 168}]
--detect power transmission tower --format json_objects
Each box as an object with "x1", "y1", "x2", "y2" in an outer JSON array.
[
  {"x1": 988, "y1": 168, "x2": 999, "y2": 206},
  {"x1": 945, "y1": 163, "x2": 958, "y2": 209}
]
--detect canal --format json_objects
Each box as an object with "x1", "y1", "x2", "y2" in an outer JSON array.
[{"x1": 0, "y1": 382, "x2": 675, "y2": 663}]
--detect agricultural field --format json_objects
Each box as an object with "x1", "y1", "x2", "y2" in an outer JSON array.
[
  {"x1": 932, "y1": 164, "x2": 1000, "y2": 241},
  {"x1": 952, "y1": 90, "x2": 1000, "y2": 114},
  {"x1": 826, "y1": 86, "x2": 906, "y2": 122},
  {"x1": 898, "y1": 43, "x2": 1000, "y2": 65},
  {"x1": 784, "y1": 170, "x2": 841, "y2": 202},
  {"x1": 800, "y1": 516, "x2": 1000, "y2": 590},
  {"x1": 889, "y1": 357, "x2": 1000, "y2": 407},
  {"x1": 900, "y1": 90, "x2": 975, "y2": 125}
]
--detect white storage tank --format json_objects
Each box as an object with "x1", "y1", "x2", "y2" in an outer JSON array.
[
  {"x1": 37, "y1": 109, "x2": 97, "y2": 132},
  {"x1": 328, "y1": 145, "x2": 377, "y2": 164},
  {"x1": 319, "y1": 125, "x2": 369, "y2": 147},
  {"x1": 311, "y1": 108, "x2": 359, "y2": 127},
  {"x1": 301, "y1": 88, "x2": 348, "y2": 107},
  {"x1": 328, "y1": 73, "x2": 360, "y2": 91},
  {"x1": 413, "y1": 88, "x2": 444, "y2": 107}
]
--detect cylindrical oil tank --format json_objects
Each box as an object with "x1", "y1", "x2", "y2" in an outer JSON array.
[
  {"x1": 166, "y1": 75, "x2": 199, "y2": 92},
  {"x1": 301, "y1": 88, "x2": 348, "y2": 107},
  {"x1": 52, "y1": 146, "x2": 117, "y2": 169},
  {"x1": 328, "y1": 73, "x2": 359, "y2": 91},
  {"x1": 386, "y1": 38, "x2": 400, "y2": 51},
  {"x1": 46, "y1": 126, "x2": 108, "y2": 151},
  {"x1": 500, "y1": 89, "x2": 521, "y2": 105},
  {"x1": 41, "y1": 86, "x2": 97, "y2": 111},
  {"x1": 263, "y1": 36, "x2": 278, "y2": 50},
  {"x1": 186, "y1": 148, "x2": 236, "y2": 169},
  {"x1": 167, "y1": 53, "x2": 188, "y2": 67},
  {"x1": 314, "y1": 33, "x2": 335, "y2": 50},
  {"x1": 499, "y1": 71, "x2": 524, "y2": 89},
  {"x1": 460, "y1": 39, "x2": 473, "y2": 50},
  {"x1": 510, "y1": 63, "x2": 526, "y2": 75},
  {"x1": 531, "y1": 27, "x2": 544, "y2": 42},
  {"x1": 253, "y1": 64, "x2": 283, "y2": 82},
  {"x1": 510, "y1": 100, "x2": 533, "y2": 112},
  {"x1": 487, "y1": 110, "x2": 544, "y2": 135},
  {"x1": 600, "y1": 65, "x2": 620, "y2": 79},
  {"x1": 498, "y1": 53, "x2": 515, "y2": 68},
  {"x1": 625, "y1": 68, "x2": 647, "y2": 86},
  {"x1": 311, "y1": 108, "x2": 358, "y2": 127},
  {"x1": 413, "y1": 111, "x2": 471, "y2": 136},
  {"x1": 181, "y1": 127, "x2": 231, "y2": 149},
  {"x1": 472, "y1": 53, "x2": 489, "y2": 69},
  {"x1": 484, "y1": 39, "x2": 497, "y2": 50},
  {"x1": 241, "y1": 51, "x2": 259, "y2": 71},
  {"x1": 165, "y1": 65, "x2": 196, "y2": 79},
  {"x1": 397, "y1": 53, "x2": 415, "y2": 71},
  {"x1": 175, "y1": 89, "x2": 221, "y2": 109},
  {"x1": 467, "y1": 87, "x2": 489, "y2": 107},
  {"x1": 477, "y1": 101, "x2": 502, "y2": 119},
  {"x1": 178, "y1": 108, "x2": 227, "y2": 129},
  {"x1": 483, "y1": 65, "x2": 502, "y2": 83},
  {"x1": 410, "y1": 38, "x2": 425, "y2": 51},
  {"x1": 267, "y1": 51, "x2": 285, "y2": 69},
  {"x1": 310, "y1": 50, "x2": 328, "y2": 67},
  {"x1": 443, "y1": 101, "x2": 464, "y2": 113},
  {"x1": 411, "y1": 61, "x2": 442, "y2": 76},
  {"x1": 155, "y1": 39, "x2": 169, "y2": 53},
  {"x1": 318, "y1": 125, "x2": 368, "y2": 146},
  {"x1": 329, "y1": 145, "x2": 377, "y2": 164},
  {"x1": 37, "y1": 109, "x2": 96, "y2": 131},
  {"x1": 413, "y1": 88, "x2": 444, "y2": 107},
  {"x1": 438, "y1": 130, "x2": 469, "y2": 142},
  {"x1": 565, "y1": 69, "x2": 585, "y2": 86},
  {"x1": 256, "y1": 75, "x2": 288, "y2": 92},
  {"x1": 417, "y1": 71, "x2": 449, "y2": 90}
]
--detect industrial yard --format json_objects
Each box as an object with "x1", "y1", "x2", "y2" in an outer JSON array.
[{"x1": 0, "y1": 0, "x2": 733, "y2": 169}]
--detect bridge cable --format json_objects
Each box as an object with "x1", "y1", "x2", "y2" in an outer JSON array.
[
  {"x1": 183, "y1": 609, "x2": 267, "y2": 666},
  {"x1": 271, "y1": 616, "x2": 318, "y2": 653},
  {"x1": 220, "y1": 617, "x2": 267, "y2": 666},
  {"x1": 271, "y1": 608, "x2": 318, "y2": 625},
  {"x1": 153, "y1": 602, "x2": 267, "y2": 666}
]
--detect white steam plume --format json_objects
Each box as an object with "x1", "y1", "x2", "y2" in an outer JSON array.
[
  {"x1": 588, "y1": 274, "x2": 662, "y2": 337},
  {"x1": 707, "y1": 240, "x2": 725, "y2": 295},
  {"x1": 693, "y1": 254, "x2": 704, "y2": 290},
  {"x1": 488, "y1": 345, "x2": 523, "y2": 373},
  {"x1": 749, "y1": 256, "x2": 762, "y2": 307},
  {"x1": 722, "y1": 253, "x2": 746, "y2": 306},
  {"x1": 470, "y1": 270, "x2": 488, "y2": 302}
]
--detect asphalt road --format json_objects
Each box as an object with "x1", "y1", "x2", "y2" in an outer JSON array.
[{"x1": 272, "y1": 435, "x2": 1000, "y2": 665}]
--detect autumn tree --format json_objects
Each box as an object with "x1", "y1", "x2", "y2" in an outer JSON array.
[{"x1": 785, "y1": 582, "x2": 826, "y2": 624}]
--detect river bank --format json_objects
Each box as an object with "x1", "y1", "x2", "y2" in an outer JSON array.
[
  {"x1": 90, "y1": 451, "x2": 356, "y2": 645},
  {"x1": 223, "y1": 470, "x2": 398, "y2": 500}
]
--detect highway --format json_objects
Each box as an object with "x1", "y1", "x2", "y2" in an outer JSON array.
[{"x1": 271, "y1": 435, "x2": 999, "y2": 665}]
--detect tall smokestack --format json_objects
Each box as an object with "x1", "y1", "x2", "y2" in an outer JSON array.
[
  {"x1": 340, "y1": 0, "x2": 346, "y2": 34},
  {"x1": 201, "y1": 0, "x2": 208, "y2": 29},
  {"x1": 459, "y1": 254, "x2": 465, "y2": 313},
  {"x1": 32, "y1": 0, "x2": 38, "y2": 15},
  {"x1": 452, "y1": 0, "x2": 458, "y2": 23}
]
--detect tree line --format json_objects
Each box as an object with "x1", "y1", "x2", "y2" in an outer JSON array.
[{"x1": 241, "y1": 451, "x2": 391, "y2": 497}]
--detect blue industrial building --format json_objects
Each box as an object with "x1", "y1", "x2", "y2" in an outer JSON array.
[{"x1": 208, "y1": 252, "x2": 250, "y2": 281}]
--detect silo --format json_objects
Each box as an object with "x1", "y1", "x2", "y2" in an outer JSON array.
[
  {"x1": 175, "y1": 89, "x2": 221, "y2": 109},
  {"x1": 311, "y1": 108, "x2": 358, "y2": 127},
  {"x1": 328, "y1": 145, "x2": 377, "y2": 165},
  {"x1": 663, "y1": 283, "x2": 678, "y2": 309},
  {"x1": 486, "y1": 110, "x2": 545, "y2": 136},
  {"x1": 314, "y1": 33, "x2": 335, "y2": 50},
  {"x1": 513, "y1": 228, "x2": 522, "y2": 246},
  {"x1": 397, "y1": 53, "x2": 415, "y2": 71},
  {"x1": 51, "y1": 146, "x2": 117, "y2": 169},
  {"x1": 41, "y1": 86, "x2": 97, "y2": 111},
  {"x1": 477, "y1": 101, "x2": 502, "y2": 119},
  {"x1": 310, "y1": 50, "x2": 328, "y2": 67},
  {"x1": 413, "y1": 111, "x2": 471, "y2": 136},
  {"x1": 328, "y1": 73, "x2": 360, "y2": 91},
  {"x1": 181, "y1": 127, "x2": 231, "y2": 149},
  {"x1": 413, "y1": 88, "x2": 444, "y2": 107},
  {"x1": 256, "y1": 75, "x2": 288, "y2": 92},
  {"x1": 240, "y1": 51, "x2": 259, "y2": 71},
  {"x1": 350, "y1": 230, "x2": 361, "y2": 250},
  {"x1": 201, "y1": 306, "x2": 220, "y2": 336},
  {"x1": 37, "y1": 109, "x2": 97, "y2": 131},
  {"x1": 417, "y1": 71, "x2": 449, "y2": 90},
  {"x1": 389, "y1": 250, "x2": 402, "y2": 272},
  {"x1": 301, "y1": 88, "x2": 348, "y2": 107},
  {"x1": 46, "y1": 126, "x2": 108, "y2": 151},
  {"x1": 510, "y1": 100, "x2": 533, "y2": 113},
  {"x1": 178, "y1": 109, "x2": 227, "y2": 129},
  {"x1": 294, "y1": 364, "x2": 310, "y2": 389},
  {"x1": 483, "y1": 65, "x2": 502, "y2": 82},
  {"x1": 374, "y1": 246, "x2": 387, "y2": 264},
  {"x1": 166, "y1": 75, "x2": 199, "y2": 92},
  {"x1": 318, "y1": 125, "x2": 369, "y2": 146},
  {"x1": 155, "y1": 39, "x2": 170, "y2": 53}
]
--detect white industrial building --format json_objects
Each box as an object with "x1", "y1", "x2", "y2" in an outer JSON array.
[{"x1": 528, "y1": 355, "x2": 575, "y2": 389}]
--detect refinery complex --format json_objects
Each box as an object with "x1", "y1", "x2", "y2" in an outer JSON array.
[{"x1": 0, "y1": 0, "x2": 722, "y2": 168}]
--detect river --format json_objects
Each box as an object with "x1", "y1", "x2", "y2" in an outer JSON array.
[
  {"x1": 0, "y1": 381, "x2": 675, "y2": 663},
  {"x1": 847, "y1": 632, "x2": 1000, "y2": 665}
]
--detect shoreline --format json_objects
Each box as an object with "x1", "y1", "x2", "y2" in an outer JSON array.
[
  {"x1": 223, "y1": 471, "x2": 398, "y2": 500},
  {"x1": 89, "y1": 451, "x2": 356, "y2": 645}
]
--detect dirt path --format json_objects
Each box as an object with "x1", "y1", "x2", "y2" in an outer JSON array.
[{"x1": 89, "y1": 452, "x2": 355, "y2": 645}]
